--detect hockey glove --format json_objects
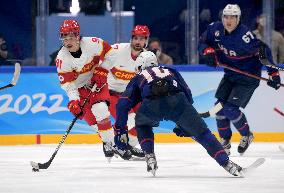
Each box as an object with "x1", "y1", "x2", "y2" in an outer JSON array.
[
  {"x1": 114, "y1": 126, "x2": 129, "y2": 150},
  {"x1": 173, "y1": 125, "x2": 191, "y2": 137},
  {"x1": 267, "y1": 71, "x2": 281, "y2": 90},
  {"x1": 91, "y1": 67, "x2": 108, "y2": 89},
  {"x1": 203, "y1": 47, "x2": 217, "y2": 67},
  {"x1": 67, "y1": 100, "x2": 83, "y2": 118}
]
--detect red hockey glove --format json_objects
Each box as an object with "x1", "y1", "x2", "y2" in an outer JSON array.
[
  {"x1": 267, "y1": 71, "x2": 281, "y2": 90},
  {"x1": 203, "y1": 47, "x2": 218, "y2": 67},
  {"x1": 67, "y1": 100, "x2": 82, "y2": 117},
  {"x1": 91, "y1": 67, "x2": 109, "y2": 89}
]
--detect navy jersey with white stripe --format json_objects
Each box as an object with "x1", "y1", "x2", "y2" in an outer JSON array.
[
  {"x1": 115, "y1": 66, "x2": 193, "y2": 129},
  {"x1": 199, "y1": 21, "x2": 277, "y2": 76}
]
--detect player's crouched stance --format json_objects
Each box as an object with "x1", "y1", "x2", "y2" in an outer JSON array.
[{"x1": 113, "y1": 51, "x2": 245, "y2": 177}]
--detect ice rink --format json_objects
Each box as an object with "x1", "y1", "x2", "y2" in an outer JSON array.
[{"x1": 0, "y1": 142, "x2": 284, "y2": 193}]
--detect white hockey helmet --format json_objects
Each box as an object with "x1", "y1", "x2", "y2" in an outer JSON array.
[
  {"x1": 135, "y1": 51, "x2": 158, "y2": 72},
  {"x1": 222, "y1": 4, "x2": 241, "y2": 24}
]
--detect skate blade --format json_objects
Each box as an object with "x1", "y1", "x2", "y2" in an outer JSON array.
[
  {"x1": 149, "y1": 163, "x2": 157, "y2": 177},
  {"x1": 106, "y1": 157, "x2": 112, "y2": 163}
]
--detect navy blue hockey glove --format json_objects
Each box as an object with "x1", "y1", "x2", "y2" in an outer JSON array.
[
  {"x1": 267, "y1": 71, "x2": 281, "y2": 90},
  {"x1": 203, "y1": 47, "x2": 218, "y2": 67},
  {"x1": 114, "y1": 126, "x2": 129, "y2": 150},
  {"x1": 173, "y1": 125, "x2": 191, "y2": 137}
]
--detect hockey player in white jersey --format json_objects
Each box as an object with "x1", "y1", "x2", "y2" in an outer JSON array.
[
  {"x1": 56, "y1": 20, "x2": 129, "y2": 161},
  {"x1": 108, "y1": 25, "x2": 150, "y2": 159}
]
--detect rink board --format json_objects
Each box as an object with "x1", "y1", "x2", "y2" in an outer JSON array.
[
  {"x1": 0, "y1": 66, "x2": 283, "y2": 145},
  {"x1": 0, "y1": 132, "x2": 284, "y2": 145}
]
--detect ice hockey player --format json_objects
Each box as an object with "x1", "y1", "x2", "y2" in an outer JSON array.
[
  {"x1": 113, "y1": 51, "x2": 245, "y2": 177},
  {"x1": 55, "y1": 19, "x2": 126, "y2": 162},
  {"x1": 107, "y1": 25, "x2": 151, "y2": 159},
  {"x1": 199, "y1": 4, "x2": 281, "y2": 155}
]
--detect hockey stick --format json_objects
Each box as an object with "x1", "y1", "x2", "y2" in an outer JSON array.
[
  {"x1": 218, "y1": 62, "x2": 284, "y2": 87},
  {"x1": 199, "y1": 102, "x2": 223, "y2": 118},
  {"x1": 274, "y1": 107, "x2": 284, "y2": 117},
  {"x1": 199, "y1": 62, "x2": 284, "y2": 118},
  {"x1": 260, "y1": 59, "x2": 284, "y2": 71},
  {"x1": 30, "y1": 83, "x2": 104, "y2": 171},
  {"x1": 258, "y1": 43, "x2": 284, "y2": 71},
  {"x1": 0, "y1": 62, "x2": 21, "y2": 90}
]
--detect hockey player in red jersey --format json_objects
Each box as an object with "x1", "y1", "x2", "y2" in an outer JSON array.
[
  {"x1": 56, "y1": 20, "x2": 127, "y2": 162},
  {"x1": 107, "y1": 25, "x2": 151, "y2": 159}
]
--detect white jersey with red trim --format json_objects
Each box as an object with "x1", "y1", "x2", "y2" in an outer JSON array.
[
  {"x1": 56, "y1": 37, "x2": 114, "y2": 101},
  {"x1": 108, "y1": 43, "x2": 138, "y2": 93}
]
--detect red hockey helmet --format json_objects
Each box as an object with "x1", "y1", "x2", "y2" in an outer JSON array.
[
  {"x1": 132, "y1": 25, "x2": 150, "y2": 38},
  {"x1": 60, "y1": 20, "x2": 80, "y2": 37}
]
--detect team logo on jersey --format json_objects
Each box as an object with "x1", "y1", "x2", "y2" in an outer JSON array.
[
  {"x1": 215, "y1": 31, "x2": 220, "y2": 37},
  {"x1": 111, "y1": 67, "x2": 135, "y2": 81}
]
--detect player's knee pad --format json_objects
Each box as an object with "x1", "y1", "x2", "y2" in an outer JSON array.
[
  {"x1": 222, "y1": 103, "x2": 241, "y2": 120},
  {"x1": 91, "y1": 102, "x2": 110, "y2": 121}
]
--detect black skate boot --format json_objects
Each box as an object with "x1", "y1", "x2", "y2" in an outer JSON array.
[
  {"x1": 223, "y1": 160, "x2": 243, "y2": 177},
  {"x1": 238, "y1": 132, "x2": 254, "y2": 155},
  {"x1": 145, "y1": 153, "x2": 158, "y2": 176},
  {"x1": 103, "y1": 142, "x2": 114, "y2": 162},
  {"x1": 129, "y1": 146, "x2": 145, "y2": 158},
  {"x1": 112, "y1": 146, "x2": 132, "y2": 160},
  {"x1": 220, "y1": 138, "x2": 231, "y2": 156}
]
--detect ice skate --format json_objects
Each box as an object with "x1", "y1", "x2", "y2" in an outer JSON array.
[
  {"x1": 238, "y1": 132, "x2": 254, "y2": 155},
  {"x1": 223, "y1": 160, "x2": 243, "y2": 177},
  {"x1": 129, "y1": 146, "x2": 145, "y2": 158},
  {"x1": 145, "y1": 153, "x2": 158, "y2": 176},
  {"x1": 103, "y1": 142, "x2": 114, "y2": 162},
  {"x1": 112, "y1": 146, "x2": 132, "y2": 160},
  {"x1": 220, "y1": 138, "x2": 231, "y2": 155}
]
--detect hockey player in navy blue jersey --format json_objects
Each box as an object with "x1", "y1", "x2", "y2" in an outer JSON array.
[
  {"x1": 198, "y1": 4, "x2": 281, "y2": 155},
  {"x1": 113, "y1": 51, "x2": 245, "y2": 176}
]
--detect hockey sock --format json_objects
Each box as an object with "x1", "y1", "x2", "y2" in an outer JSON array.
[
  {"x1": 232, "y1": 112, "x2": 250, "y2": 136},
  {"x1": 216, "y1": 110, "x2": 232, "y2": 139},
  {"x1": 222, "y1": 103, "x2": 250, "y2": 136},
  {"x1": 137, "y1": 126, "x2": 154, "y2": 154},
  {"x1": 97, "y1": 118, "x2": 115, "y2": 144},
  {"x1": 140, "y1": 138, "x2": 154, "y2": 154},
  {"x1": 128, "y1": 127, "x2": 139, "y2": 147},
  {"x1": 195, "y1": 130, "x2": 229, "y2": 166}
]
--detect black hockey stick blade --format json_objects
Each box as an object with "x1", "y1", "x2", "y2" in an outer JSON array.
[{"x1": 0, "y1": 83, "x2": 14, "y2": 90}]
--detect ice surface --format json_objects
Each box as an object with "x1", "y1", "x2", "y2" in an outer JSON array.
[{"x1": 0, "y1": 143, "x2": 283, "y2": 193}]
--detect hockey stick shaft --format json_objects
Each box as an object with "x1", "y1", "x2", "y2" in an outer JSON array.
[
  {"x1": 274, "y1": 107, "x2": 284, "y2": 117},
  {"x1": 218, "y1": 62, "x2": 284, "y2": 87},
  {"x1": 199, "y1": 102, "x2": 223, "y2": 118},
  {"x1": 34, "y1": 84, "x2": 100, "y2": 170},
  {"x1": 0, "y1": 62, "x2": 21, "y2": 90}
]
